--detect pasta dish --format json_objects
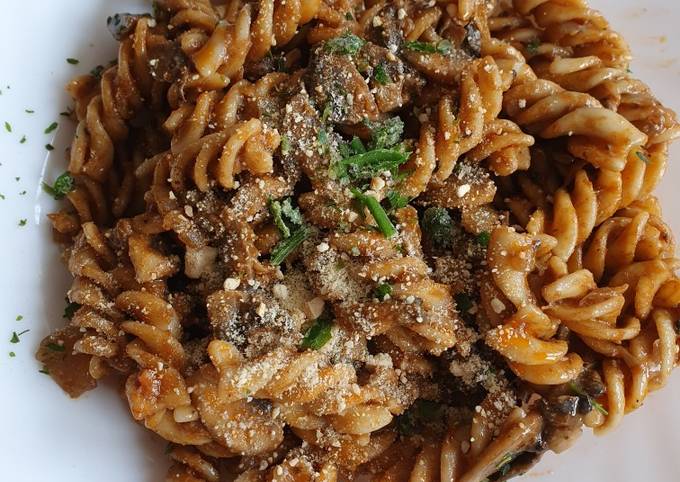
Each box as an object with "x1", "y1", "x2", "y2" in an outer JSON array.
[{"x1": 37, "y1": 0, "x2": 680, "y2": 480}]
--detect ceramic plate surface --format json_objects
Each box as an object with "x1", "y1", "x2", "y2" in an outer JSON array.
[{"x1": 0, "y1": 1, "x2": 678, "y2": 480}]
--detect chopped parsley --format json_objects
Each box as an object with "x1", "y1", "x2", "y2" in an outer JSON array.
[
  {"x1": 269, "y1": 199, "x2": 291, "y2": 238},
  {"x1": 0, "y1": 193, "x2": 4, "y2": 200},
  {"x1": 421, "y1": 207, "x2": 453, "y2": 248},
  {"x1": 45, "y1": 143, "x2": 54, "y2": 151},
  {"x1": 321, "y1": 102, "x2": 333, "y2": 123},
  {"x1": 19, "y1": 190, "x2": 26, "y2": 196},
  {"x1": 270, "y1": 226, "x2": 309, "y2": 265},
  {"x1": 25, "y1": 109, "x2": 34, "y2": 114},
  {"x1": 46, "y1": 342, "x2": 65, "y2": 352},
  {"x1": 280, "y1": 135, "x2": 291, "y2": 155},
  {"x1": 4, "y1": 121, "x2": 11, "y2": 132},
  {"x1": 44, "y1": 122, "x2": 58, "y2": 134},
  {"x1": 39, "y1": 366, "x2": 50, "y2": 375},
  {"x1": 324, "y1": 32, "x2": 365, "y2": 55},
  {"x1": 269, "y1": 197, "x2": 304, "y2": 240},
  {"x1": 9, "y1": 352, "x2": 15, "y2": 358},
  {"x1": 66, "y1": 58, "x2": 80, "y2": 65},
  {"x1": 526, "y1": 38, "x2": 541, "y2": 55},
  {"x1": 10, "y1": 329, "x2": 30, "y2": 344},
  {"x1": 16, "y1": 315, "x2": 23, "y2": 321},
  {"x1": 18, "y1": 219, "x2": 27, "y2": 227},
  {"x1": 569, "y1": 382, "x2": 609, "y2": 416},
  {"x1": 386, "y1": 190, "x2": 410, "y2": 210},
  {"x1": 367, "y1": 117, "x2": 404, "y2": 150},
  {"x1": 636, "y1": 151, "x2": 649, "y2": 163},
  {"x1": 19, "y1": 135, "x2": 26, "y2": 144},
  {"x1": 476, "y1": 231, "x2": 491, "y2": 247},
  {"x1": 59, "y1": 109, "x2": 73, "y2": 117},
  {"x1": 43, "y1": 172, "x2": 75, "y2": 200},
  {"x1": 374, "y1": 283, "x2": 393, "y2": 300},
  {"x1": 403, "y1": 40, "x2": 452, "y2": 55},
  {"x1": 301, "y1": 316, "x2": 333, "y2": 350},
  {"x1": 63, "y1": 299, "x2": 81, "y2": 320},
  {"x1": 373, "y1": 63, "x2": 391, "y2": 85}
]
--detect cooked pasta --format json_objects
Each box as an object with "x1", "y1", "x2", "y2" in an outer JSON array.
[{"x1": 38, "y1": 1, "x2": 680, "y2": 480}]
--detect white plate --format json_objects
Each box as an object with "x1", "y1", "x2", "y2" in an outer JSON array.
[{"x1": 0, "y1": 1, "x2": 678, "y2": 480}]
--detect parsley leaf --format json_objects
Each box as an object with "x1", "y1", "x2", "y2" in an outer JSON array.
[
  {"x1": 45, "y1": 143, "x2": 54, "y2": 151},
  {"x1": 367, "y1": 117, "x2": 404, "y2": 150},
  {"x1": 18, "y1": 219, "x2": 27, "y2": 227},
  {"x1": 10, "y1": 329, "x2": 29, "y2": 344},
  {"x1": 63, "y1": 299, "x2": 81, "y2": 320},
  {"x1": 386, "y1": 190, "x2": 411, "y2": 210},
  {"x1": 324, "y1": 32, "x2": 365, "y2": 55},
  {"x1": 47, "y1": 343, "x2": 66, "y2": 352},
  {"x1": 422, "y1": 207, "x2": 453, "y2": 248},
  {"x1": 19, "y1": 135, "x2": 26, "y2": 144},
  {"x1": 4, "y1": 121, "x2": 11, "y2": 132},
  {"x1": 526, "y1": 38, "x2": 541, "y2": 55},
  {"x1": 280, "y1": 135, "x2": 291, "y2": 155},
  {"x1": 476, "y1": 231, "x2": 491, "y2": 247},
  {"x1": 374, "y1": 63, "x2": 391, "y2": 85},
  {"x1": 403, "y1": 40, "x2": 452, "y2": 54},
  {"x1": 374, "y1": 283, "x2": 392, "y2": 300},
  {"x1": 44, "y1": 122, "x2": 58, "y2": 134},
  {"x1": 43, "y1": 172, "x2": 75, "y2": 200},
  {"x1": 269, "y1": 199, "x2": 291, "y2": 238},
  {"x1": 301, "y1": 316, "x2": 333, "y2": 350},
  {"x1": 66, "y1": 58, "x2": 80, "y2": 65}
]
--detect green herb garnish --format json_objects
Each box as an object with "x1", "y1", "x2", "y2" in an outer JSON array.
[
  {"x1": 16, "y1": 315, "x2": 23, "y2": 321},
  {"x1": 422, "y1": 207, "x2": 453, "y2": 247},
  {"x1": 403, "y1": 40, "x2": 452, "y2": 54},
  {"x1": 374, "y1": 63, "x2": 391, "y2": 85},
  {"x1": 345, "y1": 11, "x2": 354, "y2": 20},
  {"x1": 47, "y1": 343, "x2": 66, "y2": 352},
  {"x1": 636, "y1": 151, "x2": 649, "y2": 163},
  {"x1": 9, "y1": 352, "x2": 15, "y2": 358},
  {"x1": 19, "y1": 135, "x2": 26, "y2": 144},
  {"x1": 66, "y1": 58, "x2": 79, "y2": 65},
  {"x1": 43, "y1": 172, "x2": 75, "y2": 200},
  {"x1": 335, "y1": 147, "x2": 409, "y2": 182},
  {"x1": 374, "y1": 283, "x2": 393, "y2": 300},
  {"x1": 386, "y1": 190, "x2": 410, "y2": 210},
  {"x1": 25, "y1": 109, "x2": 34, "y2": 114},
  {"x1": 10, "y1": 329, "x2": 29, "y2": 344},
  {"x1": 280, "y1": 135, "x2": 291, "y2": 155},
  {"x1": 526, "y1": 38, "x2": 541, "y2": 55},
  {"x1": 569, "y1": 382, "x2": 609, "y2": 416},
  {"x1": 476, "y1": 231, "x2": 491, "y2": 247},
  {"x1": 367, "y1": 117, "x2": 404, "y2": 150},
  {"x1": 270, "y1": 226, "x2": 309, "y2": 265},
  {"x1": 45, "y1": 143, "x2": 54, "y2": 151},
  {"x1": 39, "y1": 366, "x2": 50, "y2": 375},
  {"x1": 324, "y1": 32, "x2": 365, "y2": 55},
  {"x1": 63, "y1": 299, "x2": 81, "y2": 320},
  {"x1": 44, "y1": 122, "x2": 58, "y2": 134},
  {"x1": 301, "y1": 316, "x2": 333, "y2": 350},
  {"x1": 351, "y1": 188, "x2": 396, "y2": 238},
  {"x1": 18, "y1": 219, "x2": 27, "y2": 227},
  {"x1": 269, "y1": 199, "x2": 291, "y2": 238},
  {"x1": 4, "y1": 121, "x2": 11, "y2": 132}
]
